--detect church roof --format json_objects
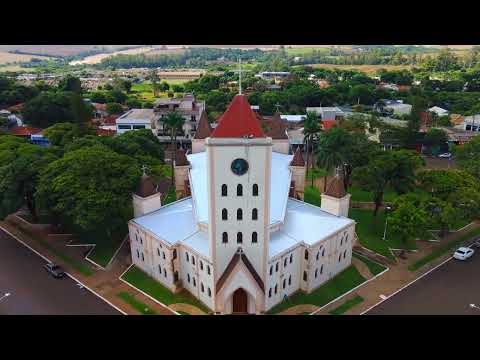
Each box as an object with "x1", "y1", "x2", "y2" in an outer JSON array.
[
  {"x1": 135, "y1": 174, "x2": 158, "y2": 198},
  {"x1": 290, "y1": 147, "x2": 305, "y2": 167},
  {"x1": 193, "y1": 111, "x2": 212, "y2": 139},
  {"x1": 211, "y1": 95, "x2": 265, "y2": 138},
  {"x1": 265, "y1": 112, "x2": 288, "y2": 139},
  {"x1": 216, "y1": 250, "x2": 265, "y2": 294},
  {"x1": 325, "y1": 175, "x2": 347, "y2": 198},
  {"x1": 175, "y1": 148, "x2": 190, "y2": 166}
]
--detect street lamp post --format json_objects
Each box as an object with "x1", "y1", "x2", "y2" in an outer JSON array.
[
  {"x1": 0, "y1": 292, "x2": 10, "y2": 302},
  {"x1": 383, "y1": 206, "x2": 392, "y2": 241}
]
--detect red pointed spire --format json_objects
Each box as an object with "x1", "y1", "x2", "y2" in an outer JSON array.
[
  {"x1": 211, "y1": 95, "x2": 265, "y2": 138},
  {"x1": 194, "y1": 110, "x2": 212, "y2": 139}
]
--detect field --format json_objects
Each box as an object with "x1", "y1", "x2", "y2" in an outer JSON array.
[
  {"x1": 306, "y1": 63, "x2": 415, "y2": 74},
  {"x1": 0, "y1": 51, "x2": 52, "y2": 65},
  {"x1": 0, "y1": 45, "x2": 140, "y2": 58},
  {"x1": 286, "y1": 47, "x2": 331, "y2": 56}
]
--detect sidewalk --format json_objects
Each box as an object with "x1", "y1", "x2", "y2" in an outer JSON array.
[
  {"x1": 0, "y1": 220, "x2": 175, "y2": 316},
  {"x1": 315, "y1": 221, "x2": 480, "y2": 315}
]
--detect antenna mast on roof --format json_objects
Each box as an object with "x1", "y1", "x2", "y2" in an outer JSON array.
[{"x1": 238, "y1": 57, "x2": 242, "y2": 95}]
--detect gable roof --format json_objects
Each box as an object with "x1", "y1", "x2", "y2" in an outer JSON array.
[
  {"x1": 211, "y1": 95, "x2": 265, "y2": 138},
  {"x1": 265, "y1": 112, "x2": 288, "y2": 139},
  {"x1": 325, "y1": 175, "x2": 346, "y2": 198},
  {"x1": 290, "y1": 147, "x2": 305, "y2": 166},
  {"x1": 216, "y1": 250, "x2": 265, "y2": 294},
  {"x1": 193, "y1": 110, "x2": 212, "y2": 139}
]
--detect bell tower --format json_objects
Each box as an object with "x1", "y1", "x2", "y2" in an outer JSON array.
[{"x1": 205, "y1": 95, "x2": 271, "y2": 287}]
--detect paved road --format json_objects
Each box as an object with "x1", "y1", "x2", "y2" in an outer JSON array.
[
  {"x1": 367, "y1": 250, "x2": 480, "y2": 315},
  {"x1": 0, "y1": 228, "x2": 120, "y2": 315}
]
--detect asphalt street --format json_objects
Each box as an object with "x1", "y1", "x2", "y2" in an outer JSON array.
[
  {"x1": 366, "y1": 249, "x2": 480, "y2": 315},
  {"x1": 0, "y1": 228, "x2": 120, "y2": 315}
]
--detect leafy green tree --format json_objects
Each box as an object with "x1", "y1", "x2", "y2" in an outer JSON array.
[
  {"x1": 0, "y1": 136, "x2": 59, "y2": 220},
  {"x1": 89, "y1": 91, "x2": 108, "y2": 103},
  {"x1": 163, "y1": 112, "x2": 185, "y2": 185},
  {"x1": 302, "y1": 111, "x2": 322, "y2": 186},
  {"x1": 389, "y1": 198, "x2": 428, "y2": 248},
  {"x1": 22, "y1": 92, "x2": 73, "y2": 128},
  {"x1": 103, "y1": 129, "x2": 165, "y2": 161},
  {"x1": 106, "y1": 102, "x2": 124, "y2": 115},
  {"x1": 58, "y1": 75, "x2": 82, "y2": 93},
  {"x1": 315, "y1": 128, "x2": 346, "y2": 192},
  {"x1": 159, "y1": 81, "x2": 170, "y2": 92},
  {"x1": 126, "y1": 98, "x2": 142, "y2": 109},
  {"x1": 43, "y1": 122, "x2": 95, "y2": 148},
  {"x1": 109, "y1": 89, "x2": 127, "y2": 104},
  {"x1": 36, "y1": 145, "x2": 142, "y2": 237},
  {"x1": 423, "y1": 128, "x2": 448, "y2": 153},
  {"x1": 453, "y1": 136, "x2": 480, "y2": 179},
  {"x1": 352, "y1": 150, "x2": 423, "y2": 215},
  {"x1": 417, "y1": 169, "x2": 479, "y2": 200},
  {"x1": 172, "y1": 84, "x2": 185, "y2": 93},
  {"x1": 424, "y1": 197, "x2": 459, "y2": 237}
]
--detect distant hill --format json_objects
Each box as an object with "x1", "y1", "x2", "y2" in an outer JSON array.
[{"x1": 0, "y1": 45, "x2": 145, "y2": 58}]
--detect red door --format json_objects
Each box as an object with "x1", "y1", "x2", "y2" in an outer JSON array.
[{"x1": 232, "y1": 288, "x2": 248, "y2": 314}]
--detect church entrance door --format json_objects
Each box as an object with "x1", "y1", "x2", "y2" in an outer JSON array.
[{"x1": 232, "y1": 288, "x2": 248, "y2": 314}]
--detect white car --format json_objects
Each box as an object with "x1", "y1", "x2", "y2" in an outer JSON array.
[
  {"x1": 438, "y1": 153, "x2": 452, "y2": 158},
  {"x1": 453, "y1": 247, "x2": 474, "y2": 261}
]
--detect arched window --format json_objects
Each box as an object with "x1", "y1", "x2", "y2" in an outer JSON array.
[
  {"x1": 343, "y1": 249, "x2": 347, "y2": 259},
  {"x1": 274, "y1": 284, "x2": 278, "y2": 294},
  {"x1": 268, "y1": 288, "x2": 272, "y2": 298},
  {"x1": 252, "y1": 232, "x2": 258, "y2": 243},
  {"x1": 322, "y1": 248, "x2": 325, "y2": 257},
  {"x1": 158, "y1": 264, "x2": 162, "y2": 274},
  {"x1": 275, "y1": 262, "x2": 279, "y2": 272},
  {"x1": 164, "y1": 268, "x2": 167, "y2": 277},
  {"x1": 221, "y1": 184, "x2": 227, "y2": 196},
  {"x1": 201, "y1": 283, "x2": 204, "y2": 292},
  {"x1": 187, "y1": 274, "x2": 190, "y2": 283},
  {"x1": 284, "y1": 258, "x2": 287, "y2": 267},
  {"x1": 290, "y1": 254, "x2": 293, "y2": 263},
  {"x1": 192, "y1": 256, "x2": 195, "y2": 265},
  {"x1": 288, "y1": 275, "x2": 292, "y2": 285},
  {"x1": 237, "y1": 184, "x2": 243, "y2": 196},
  {"x1": 222, "y1": 208, "x2": 228, "y2": 220},
  {"x1": 222, "y1": 232, "x2": 228, "y2": 243},
  {"x1": 304, "y1": 249, "x2": 309, "y2": 260},
  {"x1": 186, "y1": 253, "x2": 189, "y2": 262},
  {"x1": 207, "y1": 265, "x2": 211, "y2": 275},
  {"x1": 315, "y1": 269, "x2": 318, "y2": 278},
  {"x1": 320, "y1": 265, "x2": 324, "y2": 274},
  {"x1": 237, "y1": 232, "x2": 243, "y2": 244},
  {"x1": 253, "y1": 184, "x2": 259, "y2": 196},
  {"x1": 316, "y1": 252, "x2": 319, "y2": 261},
  {"x1": 269, "y1": 265, "x2": 273, "y2": 276},
  {"x1": 237, "y1": 208, "x2": 243, "y2": 220},
  {"x1": 200, "y1": 261, "x2": 204, "y2": 270},
  {"x1": 252, "y1": 208, "x2": 258, "y2": 220},
  {"x1": 173, "y1": 249, "x2": 177, "y2": 260},
  {"x1": 303, "y1": 271, "x2": 307, "y2": 282},
  {"x1": 283, "y1": 279, "x2": 286, "y2": 289},
  {"x1": 208, "y1": 288, "x2": 211, "y2": 297}
]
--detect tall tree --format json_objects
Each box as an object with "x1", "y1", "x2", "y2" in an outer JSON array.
[
  {"x1": 389, "y1": 197, "x2": 429, "y2": 249},
  {"x1": 453, "y1": 136, "x2": 480, "y2": 179},
  {"x1": 302, "y1": 111, "x2": 322, "y2": 186},
  {"x1": 163, "y1": 111, "x2": 185, "y2": 186}
]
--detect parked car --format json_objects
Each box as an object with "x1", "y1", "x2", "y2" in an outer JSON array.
[
  {"x1": 453, "y1": 247, "x2": 475, "y2": 261},
  {"x1": 438, "y1": 152, "x2": 452, "y2": 158},
  {"x1": 44, "y1": 263, "x2": 66, "y2": 278}
]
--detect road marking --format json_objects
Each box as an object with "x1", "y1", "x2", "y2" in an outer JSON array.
[
  {"x1": 0, "y1": 224, "x2": 127, "y2": 316},
  {"x1": 360, "y1": 256, "x2": 453, "y2": 315},
  {"x1": 379, "y1": 294, "x2": 387, "y2": 300}
]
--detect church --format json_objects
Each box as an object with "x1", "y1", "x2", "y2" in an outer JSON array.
[{"x1": 128, "y1": 94, "x2": 356, "y2": 314}]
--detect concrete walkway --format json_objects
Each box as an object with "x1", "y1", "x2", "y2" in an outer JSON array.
[
  {"x1": 170, "y1": 303, "x2": 207, "y2": 315},
  {"x1": 351, "y1": 256, "x2": 374, "y2": 280}
]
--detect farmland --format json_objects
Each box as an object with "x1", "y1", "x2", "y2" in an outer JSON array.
[
  {"x1": 0, "y1": 51, "x2": 52, "y2": 65},
  {"x1": 69, "y1": 46, "x2": 160, "y2": 65},
  {"x1": 305, "y1": 63, "x2": 415, "y2": 74}
]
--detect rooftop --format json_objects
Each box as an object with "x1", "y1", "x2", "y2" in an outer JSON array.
[{"x1": 117, "y1": 109, "x2": 154, "y2": 121}]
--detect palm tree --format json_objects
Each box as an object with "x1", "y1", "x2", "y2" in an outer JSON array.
[
  {"x1": 163, "y1": 111, "x2": 185, "y2": 186},
  {"x1": 315, "y1": 132, "x2": 345, "y2": 193},
  {"x1": 302, "y1": 111, "x2": 322, "y2": 187}
]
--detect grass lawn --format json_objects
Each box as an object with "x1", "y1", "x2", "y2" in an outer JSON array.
[
  {"x1": 117, "y1": 292, "x2": 157, "y2": 315},
  {"x1": 267, "y1": 266, "x2": 366, "y2": 314},
  {"x1": 86, "y1": 233, "x2": 126, "y2": 268},
  {"x1": 349, "y1": 208, "x2": 417, "y2": 259},
  {"x1": 306, "y1": 168, "x2": 328, "y2": 181},
  {"x1": 349, "y1": 186, "x2": 398, "y2": 203},
  {"x1": 286, "y1": 47, "x2": 330, "y2": 56},
  {"x1": 121, "y1": 266, "x2": 211, "y2": 313},
  {"x1": 408, "y1": 228, "x2": 480, "y2": 272},
  {"x1": 304, "y1": 185, "x2": 321, "y2": 207},
  {"x1": 352, "y1": 253, "x2": 387, "y2": 275},
  {"x1": 329, "y1": 295, "x2": 364, "y2": 315}
]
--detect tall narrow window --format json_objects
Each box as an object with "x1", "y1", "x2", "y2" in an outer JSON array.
[
  {"x1": 284, "y1": 258, "x2": 287, "y2": 267},
  {"x1": 192, "y1": 256, "x2": 195, "y2": 265},
  {"x1": 237, "y1": 208, "x2": 243, "y2": 220},
  {"x1": 208, "y1": 288, "x2": 211, "y2": 297},
  {"x1": 187, "y1": 274, "x2": 190, "y2": 283},
  {"x1": 290, "y1": 254, "x2": 293, "y2": 263},
  {"x1": 316, "y1": 252, "x2": 319, "y2": 261},
  {"x1": 164, "y1": 268, "x2": 167, "y2": 277},
  {"x1": 237, "y1": 232, "x2": 243, "y2": 244},
  {"x1": 173, "y1": 249, "x2": 177, "y2": 260},
  {"x1": 157, "y1": 248, "x2": 160, "y2": 256},
  {"x1": 200, "y1": 261, "x2": 204, "y2": 270},
  {"x1": 252, "y1": 208, "x2": 258, "y2": 220},
  {"x1": 343, "y1": 250, "x2": 347, "y2": 259},
  {"x1": 158, "y1": 264, "x2": 162, "y2": 274},
  {"x1": 315, "y1": 269, "x2": 318, "y2": 278},
  {"x1": 221, "y1": 184, "x2": 227, "y2": 196},
  {"x1": 288, "y1": 275, "x2": 292, "y2": 285},
  {"x1": 162, "y1": 252, "x2": 166, "y2": 260},
  {"x1": 322, "y1": 248, "x2": 325, "y2": 257},
  {"x1": 207, "y1": 265, "x2": 211, "y2": 275},
  {"x1": 338, "y1": 254, "x2": 341, "y2": 262},
  {"x1": 253, "y1": 184, "x2": 258, "y2": 196},
  {"x1": 303, "y1": 271, "x2": 307, "y2": 282},
  {"x1": 222, "y1": 208, "x2": 228, "y2": 220},
  {"x1": 186, "y1": 253, "x2": 189, "y2": 262},
  {"x1": 252, "y1": 232, "x2": 258, "y2": 243},
  {"x1": 320, "y1": 265, "x2": 324, "y2": 274},
  {"x1": 268, "y1": 288, "x2": 272, "y2": 298},
  {"x1": 174, "y1": 271, "x2": 179, "y2": 282},
  {"x1": 136, "y1": 249, "x2": 139, "y2": 258},
  {"x1": 274, "y1": 284, "x2": 278, "y2": 294},
  {"x1": 304, "y1": 249, "x2": 309, "y2": 260},
  {"x1": 269, "y1": 265, "x2": 273, "y2": 276},
  {"x1": 201, "y1": 283, "x2": 204, "y2": 292},
  {"x1": 275, "y1": 262, "x2": 279, "y2": 272},
  {"x1": 237, "y1": 184, "x2": 243, "y2": 196},
  {"x1": 141, "y1": 253, "x2": 144, "y2": 261},
  {"x1": 193, "y1": 278, "x2": 196, "y2": 287},
  {"x1": 283, "y1": 279, "x2": 286, "y2": 289},
  {"x1": 222, "y1": 232, "x2": 228, "y2": 243}
]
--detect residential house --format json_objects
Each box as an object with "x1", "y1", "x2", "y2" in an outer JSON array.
[
  {"x1": 428, "y1": 106, "x2": 449, "y2": 117},
  {"x1": 383, "y1": 100, "x2": 412, "y2": 116},
  {"x1": 116, "y1": 109, "x2": 154, "y2": 134}
]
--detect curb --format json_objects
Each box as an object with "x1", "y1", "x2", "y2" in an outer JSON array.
[{"x1": 118, "y1": 264, "x2": 180, "y2": 315}]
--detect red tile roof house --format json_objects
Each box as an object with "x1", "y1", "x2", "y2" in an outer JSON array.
[{"x1": 10, "y1": 126, "x2": 42, "y2": 137}]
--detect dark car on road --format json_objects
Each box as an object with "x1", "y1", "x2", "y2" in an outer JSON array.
[{"x1": 44, "y1": 263, "x2": 66, "y2": 278}]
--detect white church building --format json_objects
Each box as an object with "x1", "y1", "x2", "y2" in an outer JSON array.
[{"x1": 128, "y1": 95, "x2": 356, "y2": 314}]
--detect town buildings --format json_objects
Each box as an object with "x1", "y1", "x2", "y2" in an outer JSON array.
[
  {"x1": 128, "y1": 95, "x2": 356, "y2": 314},
  {"x1": 115, "y1": 109, "x2": 154, "y2": 134}
]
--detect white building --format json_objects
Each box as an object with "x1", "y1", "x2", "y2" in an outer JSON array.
[
  {"x1": 128, "y1": 95, "x2": 356, "y2": 314},
  {"x1": 306, "y1": 106, "x2": 344, "y2": 121},
  {"x1": 428, "y1": 106, "x2": 449, "y2": 117},
  {"x1": 383, "y1": 100, "x2": 412, "y2": 116},
  {"x1": 116, "y1": 109, "x2": 154, "y2": 134}
]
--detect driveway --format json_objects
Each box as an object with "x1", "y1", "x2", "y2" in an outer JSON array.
[
  {"x1": 366, "y1": 252, "x2": 480, "y2": 315},
  {"x1": 0, "y1": 228, "x2": 120, "y2": 315}
]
